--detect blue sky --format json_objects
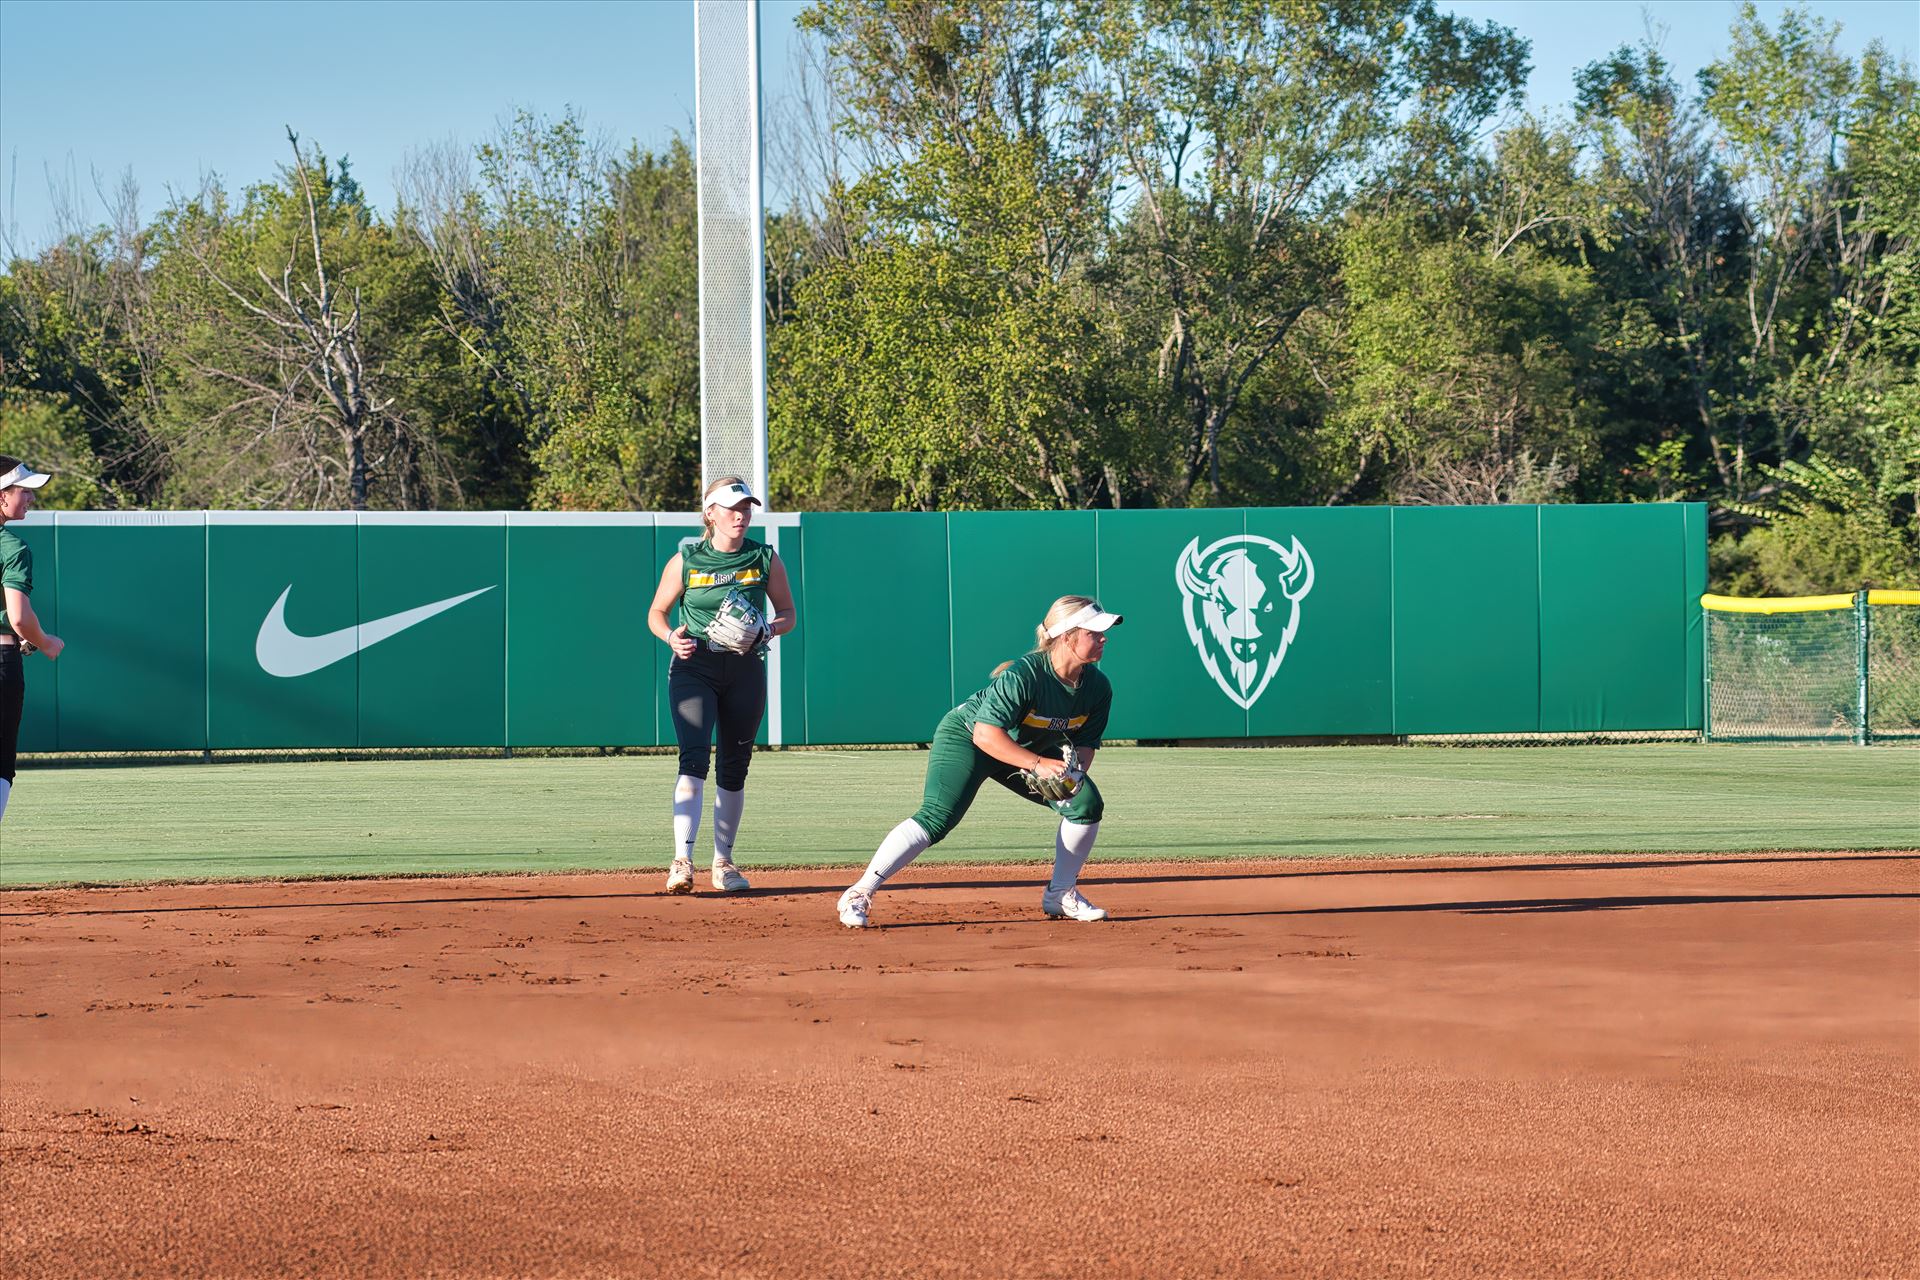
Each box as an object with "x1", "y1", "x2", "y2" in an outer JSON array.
[{"x1": 1, "y1": 0, "x2": 1914, "y2": 255}]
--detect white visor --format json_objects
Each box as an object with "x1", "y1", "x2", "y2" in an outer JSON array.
[
  {"x1": 1045, "y1": 602, "x2": 1124, "y2": 639},
  {"x1": 0, "y1": 463, "x2": 50, "y2": 490},
  {"x1": 704, "y1": 483, "x2": 762, "y2": 510}
]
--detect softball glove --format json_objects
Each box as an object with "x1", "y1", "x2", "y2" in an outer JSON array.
[
  {"x1": 703, "y1": 588, "x2": 771, "y2": 655},
  {"x1": 1020, "y1": 744, "x2": 1087, "y2": 803}
]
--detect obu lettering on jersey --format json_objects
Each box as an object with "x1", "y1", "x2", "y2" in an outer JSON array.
[
  {"x1": 685, "y1": 568, "x2": 762, "y2": 588},
  {"x1": 1174, "y1": 535, "x2": 1315, "y2": 711}
]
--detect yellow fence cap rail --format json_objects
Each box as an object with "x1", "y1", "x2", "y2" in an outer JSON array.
[
  {"x1": 1700, "y1": 592, "x2": 1856, "y2": 614},
  {"x1": 1702, "y1": 589, "x2": 1920, "y2": 612}
]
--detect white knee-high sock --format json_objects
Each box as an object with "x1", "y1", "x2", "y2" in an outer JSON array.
[
  {"x1": 0, "y1": 778, "x2": 10, "y2": 825},
  {"x1": 1049, "y1": 820, "x2": 1100, "y2": 893},
  {"x1": 712, "y1": 786, "x2": 745, "y2": 864},
  {"x1": 672, "y1": 775, "x2": 704, "y2": 863},
  {"x1": 854, "y1": 819, "x2": 932, "y2": 894}
]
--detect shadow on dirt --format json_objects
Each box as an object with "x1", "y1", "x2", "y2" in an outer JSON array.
[
  {"x1": 6, "y1": 852, "x2": 1914, "y2": 919},
  {"x1": 869, "y1": 889, "x2": 1920, "y2": 929}
]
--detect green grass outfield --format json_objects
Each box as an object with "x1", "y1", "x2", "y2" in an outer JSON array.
[{"x1": 2, "y1": 744, "x2": 1914, "y2": 886}]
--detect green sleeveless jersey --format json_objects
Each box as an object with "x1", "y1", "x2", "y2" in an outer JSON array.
[
  {"x1": 956, "y1": 650, "x2": 1112, "y2": 752},
  {"x1": 678, "y1": 536, "x2": 773, "y2": 641},
  {"x1": 0, "y1": 527, "x2": 32, "y2": 638}
]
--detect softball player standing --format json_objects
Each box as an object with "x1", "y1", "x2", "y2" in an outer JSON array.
[
  {"x1": 837, "y1": 594, "x2": 1122, "y2": 928},
  {"x1": 647, "y1": 477, "x2": 796, "y2": 892},
  {"x1": 0, "y1": 456, "x2": 62, "y2": 825}
]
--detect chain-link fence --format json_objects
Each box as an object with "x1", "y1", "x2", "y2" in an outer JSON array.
[
  {"x1": 1705, "y1": 591, "x2": 1920, "y2": 743},
  {"x1": 1866, "y1": 597, "x2": 1920, "y2": 741}
]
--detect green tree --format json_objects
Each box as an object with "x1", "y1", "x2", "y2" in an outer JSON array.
[
  {"x1": 775, "y1": 1, "x2": 1132, "y2": 508},
  {"x1": 1699, "y1": 2, "x2": 1899, "y2": 490},
  {"x1": 1334, "y1": 207, "x2": 1600, "y2": 505},
  {"x1": 0, "y1": 392, "x2": 106, "y2": 508},
  {"x1": 411, "y1": 113, "x2": 700, "y2": 510},
  {"x1": 776, "y1": 131, "x2": 1123, "y2": 509},
  {"x1": 1715, "y1": 455, "x2": 1918, "y2": 592},
  {"x1": 0, "y1": 196, "x2": 157, "y2": 506},
  {"x1": 1775, "y1": 45, "x2": 1918, "y2": 520},
  {"x1": 1576, "y1": 37, "x2": 1746, "y2": 495},
  {"x1": 1713, "y1": 48, "x2": 1920, "y2": 591},
  {"x1": 146, "y1": 134, "x2": 461, "y2": 509},
  {"x1": 1101, "y1": 0, "x2": 1529, "y2": 505}
]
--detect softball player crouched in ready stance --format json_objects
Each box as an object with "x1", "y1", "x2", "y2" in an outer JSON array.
[
  {"x1": 648, "y1": 477, "x2": 796, "y2": 893},
  {"x1": 838, "y1": 595, "x2": 1122, "y2": 928}
]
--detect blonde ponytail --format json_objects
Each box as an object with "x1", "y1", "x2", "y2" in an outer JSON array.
[{"x1": 989, "y1": 595, "x2": 1099, "y2": 678}]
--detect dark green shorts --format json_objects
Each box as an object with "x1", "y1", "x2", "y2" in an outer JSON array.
[{"x1": 911, "y1": 710, "x2": 1103, "y2": 844}]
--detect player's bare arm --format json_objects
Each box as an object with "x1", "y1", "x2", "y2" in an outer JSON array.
[
  {"x1": 764, "y1": 552, "x2": 796, "y2": 638},
  {"x1": 3, "y1": 587, "x2": 60, "y2": 659},
  {"x1": 972, "y1": 721, "x2": 1071, "y2": 777},
  {"x1": 647, "y1": 553, "x2": 696, "y2": 658}
]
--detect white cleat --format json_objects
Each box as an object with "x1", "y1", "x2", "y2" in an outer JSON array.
[
  {"x1": 712, "y1": 861, "x2": 751, "y2": 893},
  {"x1": 1041, "y1": 887, "x2": 1109, "y2": 922},
  {"x1": 837, "y1": 885, "x2": 872, "y2": 929},
  {"x1": 665, "y1": 858, "x2": 695, "y2": 895}
]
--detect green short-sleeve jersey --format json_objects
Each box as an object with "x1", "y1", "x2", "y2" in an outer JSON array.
[
  {"x1": 0, "y1": 527, "x2": 32, "y2": 638},
  {"x1": 677, "y1": 536, "x2": 773, "y2": 641},
  {"x1": 957, "y1": 650, "x2": 1112, "y2": 753}
]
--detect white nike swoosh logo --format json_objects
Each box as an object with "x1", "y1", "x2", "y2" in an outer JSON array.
[{"x1": 256, "y1": 584, "x2": 496, "y2": 678}]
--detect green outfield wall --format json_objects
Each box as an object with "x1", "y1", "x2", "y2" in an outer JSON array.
[{"x1": 10, "y1": 504, "x2": 1704, "y2": 751}]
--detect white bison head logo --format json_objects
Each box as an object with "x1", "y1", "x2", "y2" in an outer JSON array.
[{"x1": 1175, "y1": 534, "x2": 1315, "y2": 710}]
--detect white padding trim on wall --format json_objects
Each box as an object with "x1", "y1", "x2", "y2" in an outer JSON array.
[
  {"x1": 662, "y1": 510, "x2": 801, "y2": 528},
  {"x1": 51, "y1": 511, "x2": 207, "y2": 527},
  {"x1": 206, "y1": 511, "x2": 357, "y2": 526},
  {"x1": 357, "y1": 511, "x2": 507, "y2": 526},
  {"x1": 505, "y1": 512, "x2": 658, "y2": 527}
]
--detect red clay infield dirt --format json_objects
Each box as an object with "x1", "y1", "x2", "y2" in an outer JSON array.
[{"x1": 3, "y1": 853, "x2": 1916, "y2": 1279}]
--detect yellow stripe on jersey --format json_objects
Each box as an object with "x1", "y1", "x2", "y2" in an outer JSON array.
[
  {"x1": 1021, "y1": 711, "x2": 1089, "y2": 730},
  {"x1": 688, "y1": 569, "x2": 765, "y2": 588}
]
